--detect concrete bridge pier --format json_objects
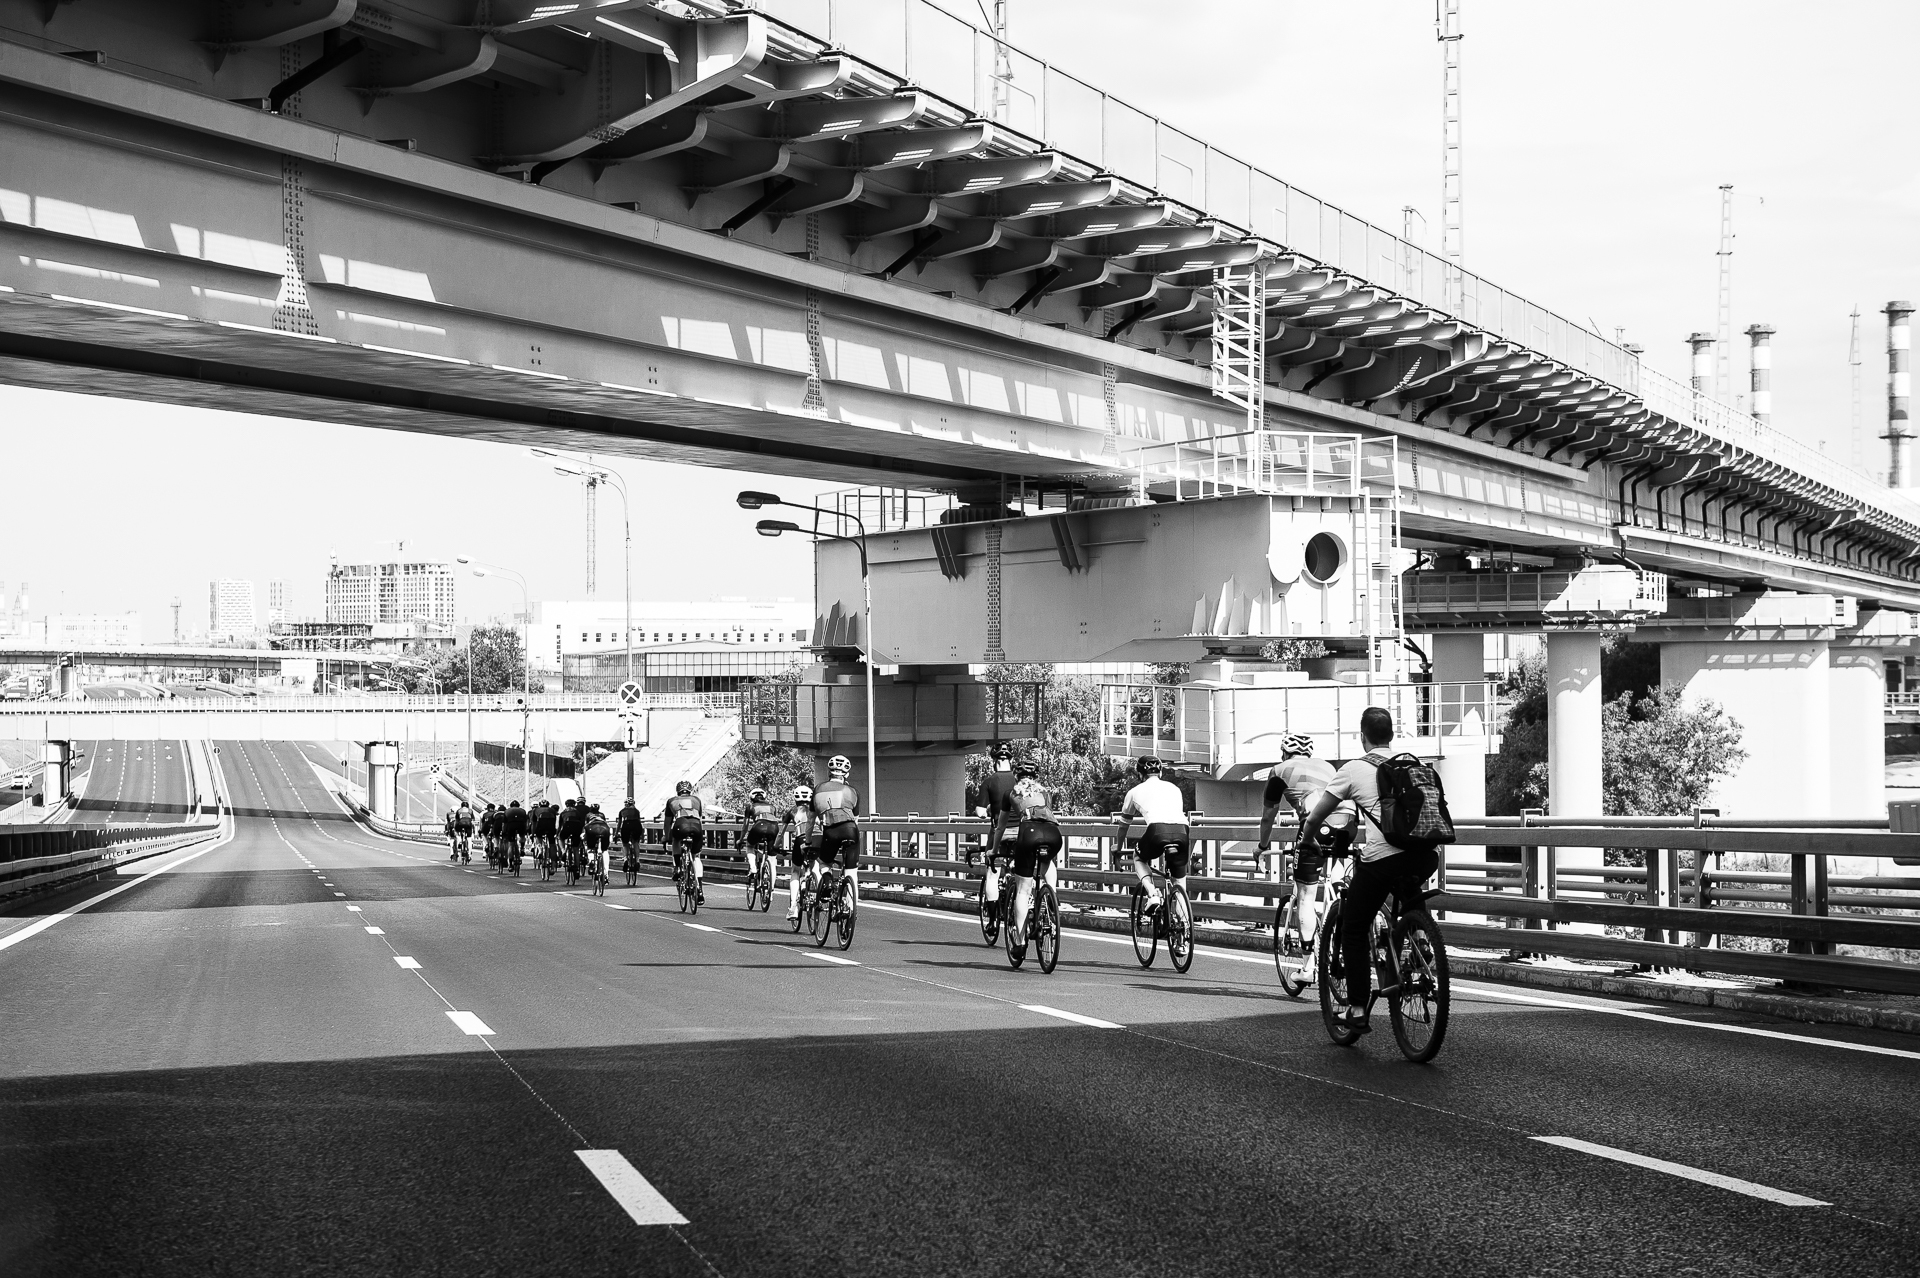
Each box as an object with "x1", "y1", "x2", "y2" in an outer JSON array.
[
  {"x1": 813, "y1": 750, "x2": 970, "y2": 822},
  {"x1": 1427, "y1": 633, "x2": 1489, "y2": 830},
  {"x1": 364, "y1": 743, "x2": 400, "y2": 821},
  {"x1": 41, "y1": 740, "x2": 72, "y2": 806}
]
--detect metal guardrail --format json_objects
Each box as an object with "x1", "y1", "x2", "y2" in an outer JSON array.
[
  {"x1": 0, "y1": 819, "x2": 224, "y2": 898},
  {"x1": 0, "y1": 692, "x2": 741, "y2": 716},
  {"x1": 1121, "y1": 430, "x2": 1399, "y2": 503},
  {"x1": 739, "y1": 680, "x2": 1042, "y2": 745}
]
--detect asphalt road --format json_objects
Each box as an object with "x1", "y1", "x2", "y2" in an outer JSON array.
[
  {"x1": 68, "y1": 739, "x2": 195, "y2": 824},
  {"x1": 1, "y1": 740, "x2": 1915, "y2": 1277}
]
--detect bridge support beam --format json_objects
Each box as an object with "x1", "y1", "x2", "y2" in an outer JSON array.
[
  {"x1": 1428, "y1": 634, "x2": 1488, "y2": 848},
  {"x1": 1829, "y1": 647, "x2": 1888, "y2": 819},
  {"x1": 364, "y1": 742, "x2": 400, "y2": 821},
  {"x1": 1546, "y1": 630, "x2": 1604, "y2": 821},
  {"x1": 1656, "y1": 639, "x2": 1832, "y2": 819},
  {"x1": 41, "y1": 740, "x2": 72, "y2": 806},
  {"x1": 813, "y1": 750, "x2": 968, "y2": 822}
]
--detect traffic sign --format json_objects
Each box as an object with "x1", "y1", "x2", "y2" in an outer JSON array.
[
  {"x1": 617, "y1": 680, "x2": 643, "y2": 708},
  {"x1": 624, "y1": 721, "x2": 640, "y2": 750}
]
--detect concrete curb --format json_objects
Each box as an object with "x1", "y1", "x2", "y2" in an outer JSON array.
[{"x1": 861, "y1": 885, "x2": 1920, "y2": 1039}]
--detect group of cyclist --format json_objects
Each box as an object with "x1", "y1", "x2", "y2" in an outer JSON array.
[{"x1": 445, "y1": 795, "x2": 635, "y2": 883}]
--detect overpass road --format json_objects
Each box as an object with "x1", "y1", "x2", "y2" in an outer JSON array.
[
  {"x1": 67, "y1": 739, "x2": 194, "y2": 825},
  {"x1": 1, "y1": 742, "x2": 1915, "y2": 1276}
]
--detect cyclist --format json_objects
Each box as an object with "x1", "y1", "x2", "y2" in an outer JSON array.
[
  {"x1": 1299, "y1": 707, "x2": 1441, "y2": 1037},
  {"x1": 989, "y1": 758, "x2": 1061, "y2": 950},
  {"x1": 784, "y1": 784, "x2": 816, "y2": 921},
  {"x1": 532, "y1": 799, "x2": 559, "y2": 866},
  {"x1": 810, "y1": 755, "x2": 861, "y2": 906},
  {"x1": 480, "y1": 803, "x2": 500, "y2": 868},
  {"x1": 503, "y1": 800, "x2": 529, "y2": 871},
  {"x1": 617, "y1": 796, "x2": 643, "y2": 880},
  {"x1": 972, "y1": 743, "x2": 1019, "y2": 920},
  {"x1": 583, "y1": 803, "x2": 611, "y2": 882},
  {"x1": 741, "y1": 787, "x2": 780, "y2": 899},
  {"x1": 664, "y1": 781, "x2": 706, "y2": 904},
  {"x1": 452, "y1": 800, "x2": 475, "y2": 862},
  {"x1": 557, "y1": 798, "x2": 586, "y2": 872},
  {"x1": 1112, "y1": 756, "x2": 1190, "y2": 915},
  {"x1": 444, "y1": 809, "x2": 459, "y2": 859},
  {"x1": 1256, "y1": 734, "x2": 1356, "y2": 950}
]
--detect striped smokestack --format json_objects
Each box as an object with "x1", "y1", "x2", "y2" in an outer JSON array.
[
  {"x1": 1887, "y1": 301, "x2": 1915, "y2": 488},
  {"x1": 1688, "y1": 331, "x2": 1715, "y2": 393},
  {"x1": 1745, "y1": 323, "x2": 1775, "y2": 426}
]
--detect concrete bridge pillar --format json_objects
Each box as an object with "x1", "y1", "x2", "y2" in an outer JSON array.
[
  {"x1": 41, "y1": 740, "x2": 72, "y2": 805},
  {"x1": 364, "y1": 742, "x2": 401, "y2": 821},
  {"x1": 1829, "y1": 646, "x2": 1889, "y2": 818},
  {"x1": 1546, "y1": 630, "x2": 1604, "y2": 820},
  {"x1": 1657, "y1": 639, "x2": 1831, "y2": 819},
  {"x1": 1426, "y1": 632, "x2": 1488, "y2": 849},
  {"x1": 814, "y1": 751, "x2": 969, "y2": 820}
]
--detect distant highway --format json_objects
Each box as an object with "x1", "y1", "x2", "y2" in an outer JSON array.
[
  {"x1": 68, "y1": 740, "x2": 194, "y2": 824},
  {"x1": 0, "y1": 738, "x2": 1913, "y2": 1275}
]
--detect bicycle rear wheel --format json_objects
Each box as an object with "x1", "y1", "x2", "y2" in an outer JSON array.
[
  {"x1": 836, "y1": 880, "x2": 857, "y2": 951},
  {"x1": 1129, "y1": 888, "x2": 1158, "y2": 968},
  {"x1": 1004, "y1": 898, "x2": 1027, "y2": 970},
  {"x1": 790, "y1": 886, "x2": 808, "y2": 933},
  {"x1": 1035, "y1": 885, "x2": 1060, "y2": 975},
  {"x1": 1167, "y1": 886, "x2": 1195, "y2": 974},
  {"x1": 978, "y1": 872, "x2": 1000, "y2": 946},
  {"x1": 1317, "y1": 901, "x2": 1362, "y2": 1046},
  {"x1": 1273, "y1": 898, "x2": 1308, "y2": 999},
  {"x1": 812, "y1": 883, "x2": 835, "y2": 944},
  {"x1": 1388, "y1": 910, "x2": 1450, "y2": 1063}
]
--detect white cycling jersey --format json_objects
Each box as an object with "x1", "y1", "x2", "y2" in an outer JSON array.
[{"x1": 1119, "y1": 776, "x2": 1187, "y2": 827}]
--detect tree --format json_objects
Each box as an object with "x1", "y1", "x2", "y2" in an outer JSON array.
[
  {"x1": 391, "y1": 625, "x2": 543, "y2": 695},
  {"x1": 712, "y1": 739, "x2": 815, "y2": 815},
  {"x1": 965, "y1": 664, "x2": 1141, "y2": 816}
]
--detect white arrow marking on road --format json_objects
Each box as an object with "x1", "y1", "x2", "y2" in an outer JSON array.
[
  {"x1": 1021, "y1": 1004, "x2": 1123, "y2": 1029},
  {"x1": 575, "y1": 1150, "x2": 688, "y2": 1226},
  {"x1": 802, "y1": 952, "x2": 859, "y2": 966},
  {"x1": 1531, "y1": 1137, "x2": 1829, "y2": 1206},
  {"x1": 445, "y1": 1010, "x2": 493, "y2": 1035}
]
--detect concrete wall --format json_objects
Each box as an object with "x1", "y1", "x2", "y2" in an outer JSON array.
[{"x1": 1660, "y1": 639, "x2": 1830, "y2": 818}]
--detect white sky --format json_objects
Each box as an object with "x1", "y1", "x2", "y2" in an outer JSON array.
[{"x1": 2, "y1": 0, "x2": 1914, "y2": 633}]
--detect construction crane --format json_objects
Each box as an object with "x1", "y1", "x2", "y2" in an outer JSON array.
[{"x1": 1436, "y1": 0, "x2": 1464, "y2": 312}]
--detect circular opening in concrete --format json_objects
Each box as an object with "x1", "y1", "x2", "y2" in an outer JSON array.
[{"x1": 1303, "y1": 531, "x2": 1347, "y2": 585}]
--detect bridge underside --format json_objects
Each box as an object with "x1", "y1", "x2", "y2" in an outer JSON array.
[{"x1": 2, "y1": 5, "x2": 1918, "y2": 606}]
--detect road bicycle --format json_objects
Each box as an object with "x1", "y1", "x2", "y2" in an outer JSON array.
[
  {"x1": 505, "y1": 834, "x2": 523, "y2": 877},
  {"x1": 589, "y1": 845, "x2": 608, "y2": 898},
  {"x1": 814, "y1": 866, "x2": 856, "y2": 951},
  {"x1": 622, "y1": 843, "x2": 640, "y2": 889},
  {"x1": 791, "y1": 864, "x2": 821, "y2": 935},
  {"x1": 540, "y1": 838, "x2": 560, "y2": 882},
  {"x1": 975, "y1": 849, "x2": 1009, "y2": 946},
  {"x1": 744, "y1": 846, "x2": 775, "y2": 912},
  {"x1": 566, "y1": 843, "x2": 585, "y2": 887},
  {"x1": 1129, "y1": 855, "x2": 1194, "y2": 974},
  {"x1": 1273, "y1": 851, "x2": 1333, "y2": 999},
  {"x1": 673, "y1": 839, "x2": 701, "y2": 915},
  {"x1": 1316, "y1": 861, "x2": 1451, "y2": 1063},
  {"x1": 1004, "y1": 869, "x2": 1061, "y2": 975}
]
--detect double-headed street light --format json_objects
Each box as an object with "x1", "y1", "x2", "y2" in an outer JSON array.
[{"x1": 738, "y1": 491, "x2": 877, "y2": 813}]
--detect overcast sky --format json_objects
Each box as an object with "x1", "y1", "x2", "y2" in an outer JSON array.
[{"x1": 1, "y1": 0, "x2": 1913, "y2": 633}]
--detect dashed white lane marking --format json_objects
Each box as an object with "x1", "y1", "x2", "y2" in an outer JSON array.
[
  {"x1": 446, "y1": 1010, "x2": 494, "y2": 1036},
  {"x1": 603, "y1": 903, "x2": 634, "y2": 911},
  {"x1": 365, "y1": 926, "x2": 385, "y2": 935},
  {"x1": 346, "y1": 906, "x2": 362, "y2": 913},
  {"x1": 333, "y1": 892, "x2": 347, "y2": 897},
  {"x1": 575, "y1": 1150, "x2": 689, "y2": 1227},
  {"x1": 394, "y1": 956, "x2": 421, "y2": 970},
  {"x1": 802, "y1": 952, "x2": 859, "y2": 966},
  {"x1": 683, "y1": 923, "x2": 723, "y2": 933},
  {"x1": 1532, "y1": 1137, "x2": 1830, "y2": 1206},
  {"x1": 1021, "y1": 1004, "x2": 1123, "y2": 1029}
]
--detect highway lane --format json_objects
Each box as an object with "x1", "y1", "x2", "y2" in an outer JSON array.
[
  {"x1": 67, "y1": 739, "x2": 194, "y2": 824},
  {"x1": 0, "y1": 744, "x2": 1914, "y2": 1276}
]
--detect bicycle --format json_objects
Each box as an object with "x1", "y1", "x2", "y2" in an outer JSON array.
[
  {"x1": 540, "y1": 838, "x2": 560, "y2": 882},
  {"x1": 622, "y1": 843, "x2": 640, "y2": 889},
  {"x1": 673, "y1": 839, "x2": 700, "y2": 915},
  {"x1": 745, "y1": 845, "x2": 775, "y2": 913},
  {"x1": 1004, "y1": 871, "x2": 1061, "y2": 975},
  {"x1": 815, "y1": 866, "x2": 856, "y2": 951},
  {"x1": 1316, "y1": 862, "x2": 1451, "y2": 1063},
  {"x1": 566, "y1": 843, "x2": 584, "y2": 887},
  {"x1": 506, "y1": 834, "x2": 523, "y2": 877},
  {"x1": 455, "y1": 831, "x2": 471, "y2": 864},
  {"x1": 589, "y1": 846, "x2": 608, "y2": 897},
  {"x1": 791, "y1": 864, "x2": 821, "y2": 935},
  {"x1": 1273, "y1": 850, "x2": 1333, "y2": 1000},
  {"x1": 975, "y1": 848, "x2": 1010, "y2": 946},
  {"x1": 1129, "y1": 856, "x2": 1194, "y2": 974}
]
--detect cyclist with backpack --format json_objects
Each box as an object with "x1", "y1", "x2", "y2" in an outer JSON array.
[{"x1": 1299, "y1": 707, "x2": 1453, "y2": 1037}]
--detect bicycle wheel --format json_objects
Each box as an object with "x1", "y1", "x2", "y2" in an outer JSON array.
[
  {"x1": 1273, "y1": 898, "x2": 1308, "y2": 999},
  {"x1": 978, "y1": 877, "x2": 1001, "y2": 946},
  {"x1": 1004, "y1": 894, "x2": 1027, "y2": 970},
  {"x1": 1129, "y1": 888, "x2": 1158, "y2": 968},
  {"x1": 790, "y1": 886, "x2": 807, "y2": 933},
  {"x1": 1388, "y1": 910, "x2": 1450, "y2": 1064},
  {"x1": 812, "y1": 881, "x2": 835, "y2": 944},
  {"x1": 1035, "y1": 885, "x2": 1060, "y2": 975},
  {"x1": 836, "y1": 880, "x2": 856, "y2": 951},
  {"x1": 1167, "y1": 886, "x2": 1195, "y2": 974},
  {"x1": 687, "y1": 872, "x2": 700, "y2": 916},
  {"x1": 1318, "y1": 901, "x2": 1362, "y2": 1047}
]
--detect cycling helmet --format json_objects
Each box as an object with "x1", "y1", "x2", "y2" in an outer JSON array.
[
  {"x1": 1136, "y1": 756, "x2": 1163, "y2": 776},
  {"x1": 675, "y1": 780, "x2": 693, "y2": 795},
  {"x1": 1281, "y1": 733, "x2": 1313, "y2": 758},
  {"x1": 749, "y1": 787, "x2": 768, "y2": 802},
  {"x1": 827, "y1": 754, "x2": 852, "y2": 777},
  {"x1": 792, "y1": 785, "x2": 813, "y2": 803},
  {"x1": 1015, "y1": 758, "x2": 1040, "y2": 777},
  {"x1": 990, "y1": 743, "x2": 1014, "y2": 761}
]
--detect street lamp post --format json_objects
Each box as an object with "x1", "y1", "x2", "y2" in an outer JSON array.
[
  {"x1": 736, "y1": 491, "x2": 877, "y2": 814},
  {"x1": 458, "y1": 556, "x2": 532, "y2": 806},
  {"x1": 533, "y1": 448, "x2": 635, "y2": 802}
]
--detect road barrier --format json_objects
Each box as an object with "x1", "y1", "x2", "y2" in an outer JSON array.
[{"x1": 0, "y1": 819, "x2": 224, "y2": 899}]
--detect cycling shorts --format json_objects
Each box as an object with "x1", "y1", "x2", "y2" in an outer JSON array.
[
  {"x1": 747, "y1": 820, "x2": 780, "y2": 852},
  {"x1": 1292, "y1": 820, "x2": 1354, "y2": 884},
  {"x1": 1012, "y1": 817, "x2": 1062, "y2": 878},
  {"x1": 816, "y1": 820, "x2": 859, "y2": 870},
  {"x1": 670, "y1": 816, "x2": 705, "y2": 853},
  {"x1": 1137, "y1": 822, "x2": 1191, "y2": 879}
]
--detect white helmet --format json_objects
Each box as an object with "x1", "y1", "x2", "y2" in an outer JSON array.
[
  {"x1": 792, "y1": 785, "x2": 813, "y2": 803},
  {"x1": 827, "y1": 754, "x2": 852, "y2": 778}
]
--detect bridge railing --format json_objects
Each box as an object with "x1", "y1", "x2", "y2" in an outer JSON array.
[
  {"x1": 1120, "y1": 430, "x2": 1398, "y2": 503},
  {"x1": 0, "y1": 818, "x2": 224, "y2": 899},
  {"x1": 0, "y1": 692, "x2": 739, "y2": 715}
]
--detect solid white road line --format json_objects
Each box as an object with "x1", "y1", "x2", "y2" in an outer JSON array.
[
  {"x1": 394, "y1": 956, "x2": 422, "y2": 970},
  {"x1": 446, "y1": 1010, "x2": 493, "y2": 1035},
  {"x1": 365, "y1": 926, "x2": 385, "y2": 935},
  {"x1": 1021, "y1": 1004, "x2": 1124, "y2": 1029},
  {"x1": 803, "y1": 952, "x2": 859, "y2": 966},
  {"x1": 1532, "y1": 1137, "x2": 1830, "y2": 1207},
  {"x1": 575, "y1": 1150, "x2": 689, "y2": 1227}
]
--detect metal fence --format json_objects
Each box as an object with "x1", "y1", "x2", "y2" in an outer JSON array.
[
  {"x1": 1120, "y1": 430, "x2": 1400, "y2": 503},
  {"x1": 0, "y1": 692, "x2": 735, "y2": 716},
  {"x1": 739, "y1": 679, "x2": 1043, "y2": 744}
]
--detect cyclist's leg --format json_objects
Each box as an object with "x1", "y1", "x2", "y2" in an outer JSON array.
[
  {"x1": 1008, "y1": 826, "x2": 1040, "y2": 937},
  {"x1": 1341, "y1": 856, "x2": 1402, "y2": 1013},
  {"x1": 1291, "y1": 840, "x2": 1329, "y2": 942},
  {"x1": 1131, "y1": 847, "x2": 1162, "y2": 907},
  {"x1": 786, "y1": 851, "x2": 804, "y2": 917}
]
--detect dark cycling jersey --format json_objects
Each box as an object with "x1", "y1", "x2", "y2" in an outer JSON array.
[
  {"x1": 810, "y1": 781, "x2": 859, "y2": 829},
  {"x1": 665, "y1": 793, "x2": 705, "y2": 852},
  {"x1": 979, "y1": 770, "x2": 1018, "y2": 844},
  {"x1": 617, "y1": 807, "x2": 643, "y2": 843},
  {"x1": 505, "y1": 805, "x2": 529, "y2": 836}
]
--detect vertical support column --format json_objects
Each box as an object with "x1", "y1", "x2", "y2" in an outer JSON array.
[
  {"x1": 42, "y1": 740, "x2": 72, "y2": 805},
  {"x1": 1745, "y1": 323, "x2": 1775, "y2": 425},
  {"x1": 1659, "y1": 637, "x2": 1832, "y2": 818},
  {"x1": 1545, "y1": 630, "x2": 1603, "y2": 820},
  {"x1": 1828, "y1": 646, "x2": 1888, "y2": 818},
  {"x1": 1886, "y1": 300, "x2": 1914, "y2": 488},
  {"x1": 1428, "y1": 632, "x2": 1487, "y2": 872},
  {"x1": 365, "y1": 742, "x2": 400, "y2": 821}
]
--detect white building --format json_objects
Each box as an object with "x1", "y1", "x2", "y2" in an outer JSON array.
[
  {"x1": 532, "y1": 598, "x2": 812, "y2": 673},
  {"x1": 208, "y1": 578, "x2": 257, "y2": 641},
  {"x1": 267, "y1": 580, "x2": 289, "y2": 628},
  {"x1": 326, "y1": 561, "x2": 456, "y2": 627},
  {"x1": 44, "y1": 612, "x2": 144, "y2": 647}
]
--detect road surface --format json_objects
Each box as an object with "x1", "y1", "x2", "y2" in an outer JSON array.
[{"x1": 1, "y1": 740, "x2": 1913, "y2": 1276}]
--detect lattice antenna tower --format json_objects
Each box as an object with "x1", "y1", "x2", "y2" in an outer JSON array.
[
  {"x1": 1849, "y1": 304, "x2": 1864, "y2": 471},
  {"x1": 990, "y1": 0, "x2": 1012, "y2": 124},
  {"x1": 1436, "y1": 0, "x2": 1464, "y2": 311},
  {"x1": 1715, "y1": 183, "x2": 1734, "y2": 403},
  {"x1": 1210, "y1": 262, "x2": 1267, "y2": 433}
]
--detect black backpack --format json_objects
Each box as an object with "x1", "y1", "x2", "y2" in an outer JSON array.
[{"x1": 1363, "y1": 753, "x2": 1456, "y2": 851}]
